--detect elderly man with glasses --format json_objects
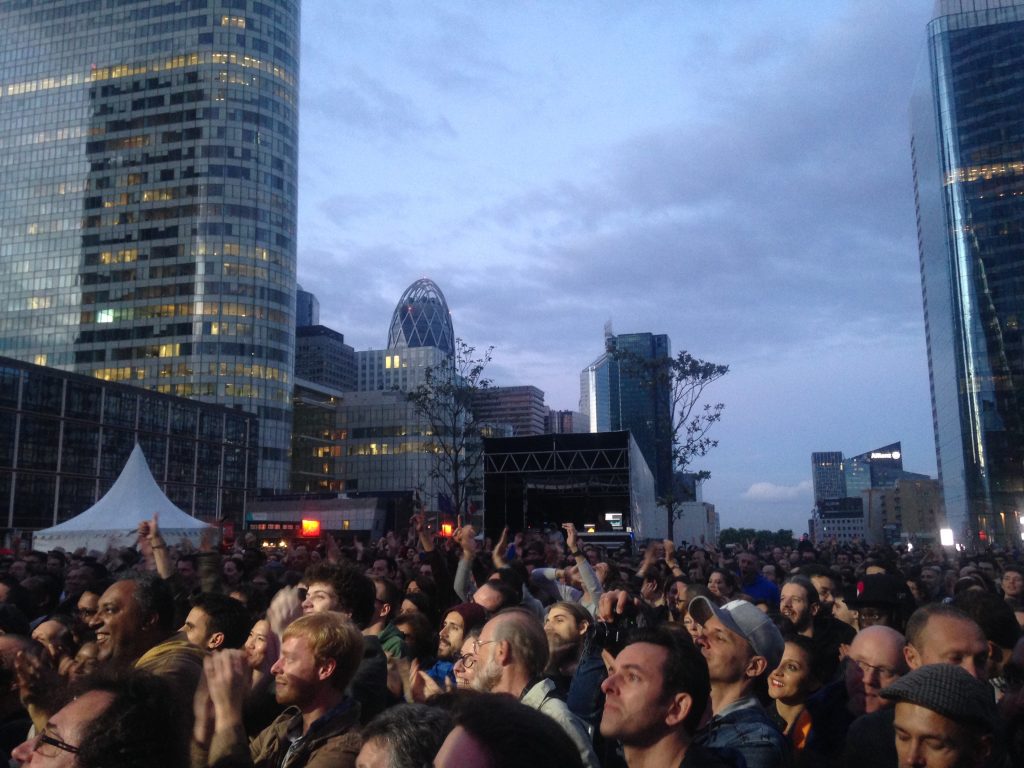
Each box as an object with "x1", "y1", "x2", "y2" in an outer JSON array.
[
  {"x1": 799, "y1": 624, "x2": 908, "y2": 766},
  {"x1": 471, "y1": 608, "x2": 600, "y2": 768}
]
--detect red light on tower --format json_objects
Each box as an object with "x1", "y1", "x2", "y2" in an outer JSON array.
[{"x1": 299, "y1": 519, "x2": 321, "y2": 538}]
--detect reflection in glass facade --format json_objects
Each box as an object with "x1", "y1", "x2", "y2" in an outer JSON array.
[
  {"x1": 912, "y1": 1, "x2": 1024, "y2": 546},
  {"x1": 0, "y1": 1, "x2": 300, "y2": 492},
  {"x1": 0, "y1": 356, "x2": 256, "y2": 531}
]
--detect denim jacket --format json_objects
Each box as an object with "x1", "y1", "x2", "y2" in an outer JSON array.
[{"x1": 695, "y1": 697, "x2": 791, "y2": 768}]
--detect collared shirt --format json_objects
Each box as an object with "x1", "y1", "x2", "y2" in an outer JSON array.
[
  {"x1": 279, "y1": 699, "x2": 356, "y2": 768},
  {"x1": 713, "y1": 695, "x2": 762, "y2": 720}
]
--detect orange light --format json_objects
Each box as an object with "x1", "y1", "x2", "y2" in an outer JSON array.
[
  {"x1": 299, "y1": 519, "x2": 321, "y2": 538},
  {"x1": 440, "y1": 523, "x2": 453, "y2": 537}
]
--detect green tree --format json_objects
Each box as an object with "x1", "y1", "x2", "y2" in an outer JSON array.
[
  {"x1": 406, "y1": 339, "x2": 493, "y2": 520},
  {"x1": 616, "y1": 349, "x2": 728, "y2": 541}
]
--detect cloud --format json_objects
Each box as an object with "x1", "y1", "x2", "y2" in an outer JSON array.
[
  {"x1": 741, "y1": 481, "x2": 813, "y2": 503},
  {"x1": 294, "y1": 1, "x2": 939, "y2": 535}
]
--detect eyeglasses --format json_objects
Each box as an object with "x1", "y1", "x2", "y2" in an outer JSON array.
[
  {"x1": 33, "y1": 729, "x2": 80, "y2": 758},
  {"x1": 453, "y1": 653, "x2": 476, "y2": 669},
  {"x1": 848, "y1": 657, "x2": 900, "y2": 682},
  {"x1": 473, "y1": 639, "x2": 498, "y2": 654}
]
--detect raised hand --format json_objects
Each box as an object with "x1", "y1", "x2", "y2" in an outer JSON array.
[
  {"x1": 204, "y1": 649, "x2": 249, "y2": 731},
  {"x1": 562, "y1": 522, "x2": 579, "y2": 553}
]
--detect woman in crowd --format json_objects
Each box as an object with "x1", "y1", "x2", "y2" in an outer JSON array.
[
  {"x1": 707, "y1": 567, "x2": 739, "y2": 603},
  {"x1": 767, "y1": 634, "x2": 825, "y2": 763}
]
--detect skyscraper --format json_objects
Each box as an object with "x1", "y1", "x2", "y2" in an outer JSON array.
[
  {"x1": 580, "y1": 330, "x2": 673, "y2": 496},
  {"x1": 471, "y1": 385, "x2": 547, "y2": 436},
  {"x1": 295, "y1": 325, "x2": 356, "y2": 392},
  {"x1": 295, "y1": 285, "x2": 320, "y2": 328},
  {"x1": 0, "y1": 1, "x2": 301, "y2": 492},
  {"x1": 912, "y1": 0, "x2": 1024, "y2": 546},
  {"x1": 811, "y1": 451, "x2": 846, "y2": 504}
]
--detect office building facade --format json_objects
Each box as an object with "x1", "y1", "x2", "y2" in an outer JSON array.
[
  {"x1": 0, "y1": 0, "x2": 301, "y2": 493},
  {"x1": 546, "y1": 408, "x2": 588, "y2": 434},
  {"x1": 811, "y1": 451, "x2": 846, "y2": 504},
  {"x1": 295, "y1": 325, "x2": 356, "y2": 392},
  {"x1": 472, "y1": 385, "x2": 547, "y2": 437},
  {"x1": 0, "y1": 355, "x2": 257, "y2": 531},
  {"x1": 290, "y1": 383, "x2": 437, "y2": 498},
  {"x1": 295, "y1": 285, "x2": 319, "y2": 328},
  {"x1": 844, "y1": 442, "x2": 905, "y2": 498},
  {"x1": 289, "y1": 279, "x2": 479, "y2": 516},
  {"x1": 912, "y1": 0, "x2": 1024, "y2": 546},
  {"x1": 580, "y1": 330, "x2": 673, "y2": 496}
]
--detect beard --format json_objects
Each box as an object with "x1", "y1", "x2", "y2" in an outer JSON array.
[
  {"x1": 780, "y1": 610, "x2": 812, "y2": 634},
  {"x1": 545, "y1": 630, "x2": 578, "y2": 655},
  {"x1": 471, "y1": 657, "x2": 502, "y2": 693}
]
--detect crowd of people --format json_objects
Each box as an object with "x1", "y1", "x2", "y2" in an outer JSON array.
[{"x1": 0, "y1": 512, "x2": 1023, "y2": 768}]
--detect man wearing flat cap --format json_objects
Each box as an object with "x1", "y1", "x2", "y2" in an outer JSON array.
[
  {"x1": 883, "y1": 663, "x2": 1000, "y2": 768},
  {"x1": 689, "y1": 596, "x2": 790, "y2": 768}
]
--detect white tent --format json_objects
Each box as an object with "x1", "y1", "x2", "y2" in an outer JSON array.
[{"x1": 32, "y1": 443, "x2": 213, "y2": 553}]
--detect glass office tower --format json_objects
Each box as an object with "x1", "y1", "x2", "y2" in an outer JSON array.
[
  {"x1": 579, "y1": 331, "x2": 672, "y2": 497},
  {"x1": 0, "y1": 0, "x2": 300, "y2": 492},
  {"x1": 912, "y1": 0, "x2": 1024, "y2": 546}
]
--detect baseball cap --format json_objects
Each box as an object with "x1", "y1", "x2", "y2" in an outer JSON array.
[
  {"x1": 881, "y1": 664, "x2": 998, "y2": 733},
  {"x1": 688, "y1": 596, "x2": 784, "y2": 670}
]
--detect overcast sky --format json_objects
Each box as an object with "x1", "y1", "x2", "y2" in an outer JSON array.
[{"x1": 295, "y1": 1, "x2": 939, "y2": 535}]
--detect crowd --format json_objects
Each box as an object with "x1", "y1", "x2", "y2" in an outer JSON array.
[{"x1": 0, "y1": 512, "x2": 1023, "y2": 768}]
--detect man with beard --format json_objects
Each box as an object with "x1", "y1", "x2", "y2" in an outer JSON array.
[
  {"x1": 544, "y1": 601, "x2": 591, "y2": 691},
  {"x1": 199, "y1": 612, "x2": 364, "y2": 768},
  {"x1": 472, "y1": 608, "x2": 599, "y2": 768},
  {"x1": 543, "y1": 601, "x2": 607, "y2": 730},
  {"x1": 779, "y1": 575, "x2": 851, "y2": 681},
  {"x1": 423, "y1": 602, "x2": 485, "y2": 688},
  {"x1": 299, "y1": 562, "x2": 386, "y2": 724}
]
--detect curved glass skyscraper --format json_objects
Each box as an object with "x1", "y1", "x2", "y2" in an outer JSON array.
[
  {"x1": 912, "y1": 0, "x2": 1024, "y2": 546},
  {"x1": 0, "y1": 0, "x2": 300, "y2": 492},
  {"x1": 387, "y1": 278, "x2": 455, "y2": 355}
]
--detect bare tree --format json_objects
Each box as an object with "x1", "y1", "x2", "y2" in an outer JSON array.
[
  {"x1": 616, "y1": 349, "x2": 728, "y2": 541},
  {"x1": 406, "y1": 339, "x2": 493, "y2": 521}
]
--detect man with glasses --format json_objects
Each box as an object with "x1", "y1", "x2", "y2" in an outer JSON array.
[
  {"x1": 471, "y1": 608, "x2": 599, "y2": 768},
  {"x1": 801, "y1": 624, "x2": 907, "y2": 766},
  {"x1": 73, "y1": 579, "x2": 110, "y2": 642},
  {"x1": 842, "y1": 605, "x2": 992, "y2": 767},
  {"x1": 11, "y1": 671, "x2": 188, "y2": 768}
]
